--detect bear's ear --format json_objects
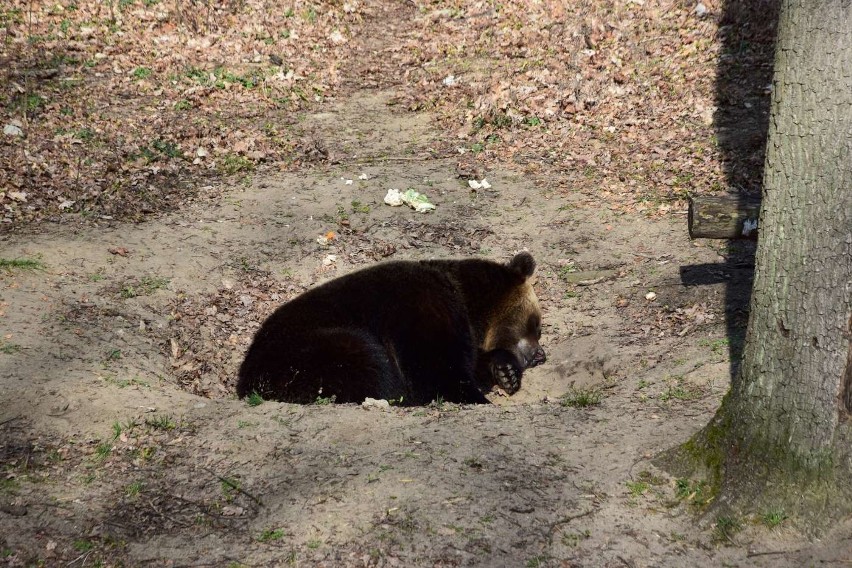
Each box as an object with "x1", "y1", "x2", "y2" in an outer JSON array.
[{"x1": 508, "y1": 252, "x2": 536, "y2": 278}]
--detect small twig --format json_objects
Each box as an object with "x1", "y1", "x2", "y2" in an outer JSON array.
[
  {"x1": 0, "y1": 415, "x2": 21, "y2": 427},
  {"x1": 22, "y1": 0, "x2": 34, "y2": 183},
  {"x1": 148, "y1": 498, "x2": 190, "y2": 527},
  {"x1": 200, "y1": 466, "x2": 264, "y2": 506},
  {"x1": 747, "y1": 550, "x2": 799, "y2": 558},
  {"x1": 103, "y1": 520, "x2": 134, "y2": 530},
  {"x1": 171, "y1": 558, "x2": 244, "y2": 568},
  {"x1": 547, "y1": 508, "x2": 596, "y2": 538},
  {"x1": 348, "y1": 155, "x2": 446, "y2": 164},
  {"x1": 617, "y1": 556, "x2": 635, "y2": 568},
  {"x1": 576, "y1": 276, "x2": 608, "y2": 286},
  {"x1": 168, "y1": 494, "x2": 248, "y2": 520},
  {"x1": 627, "y1": 455, "x2": 649, "y2": 482},
  {"x1": 639, "y1": 35, "x2": 668, "y2": 45},
  {"x1": 632, "y1": 252, "x2": 673, "y2": 260},
  {"x1": 66, "y1": 549, "x2": 93, "y2": 567}
]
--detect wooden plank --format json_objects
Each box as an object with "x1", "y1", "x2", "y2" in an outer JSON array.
[{"x1": 688, "y1": 195, "x2": 761, "y2": 239}]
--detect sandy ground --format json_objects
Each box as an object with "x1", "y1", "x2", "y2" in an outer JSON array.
[{"x1": 2, "y1": 94, "x2": 851, "y2": 567}]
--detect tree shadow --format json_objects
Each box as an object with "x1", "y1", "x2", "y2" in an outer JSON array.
[
  {"x1": 713, "y1": 1, "x2": 780, "y2": 194},
  {"x1": 680, "y1": 0, "x2": 779, "y2": 379}
]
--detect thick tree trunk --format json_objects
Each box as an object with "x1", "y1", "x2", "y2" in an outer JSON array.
[
  {"x1": 660, "y1": 0, "x2": 852, "y2": 525},
  {"x1": 736, "y1": 0, "x2": 852, "y2": 458}
]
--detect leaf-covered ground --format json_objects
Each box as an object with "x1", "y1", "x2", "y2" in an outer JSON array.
[{"x1": 1, "y1": 0, "x2": 774, "y2": 226}]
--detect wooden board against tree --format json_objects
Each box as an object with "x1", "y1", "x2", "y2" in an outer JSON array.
[{"x1": 688, "y1": 195, "x2": 761, "y2": 239}]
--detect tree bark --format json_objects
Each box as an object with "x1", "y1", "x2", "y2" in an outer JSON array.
[{"x1": 660, "y1": 0, "x2": 852, "y2": 526}]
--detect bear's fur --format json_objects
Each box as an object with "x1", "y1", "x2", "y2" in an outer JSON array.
[{"x1": 236, "y1": 252, "x2": 546, "y2": 405}]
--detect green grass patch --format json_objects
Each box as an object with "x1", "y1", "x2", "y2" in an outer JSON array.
[
  {"x1": 102, "y1": 375, "x2": 149, "y2": 389},
  {"x1": 26, "y1": 94, "x2": 46, "y2": 111},
  {"x1": 761, "y1": 508, "x2": 787, "y2": 528},
  {"x1": 635, "y1": 470, "x2": 666, "y2": 486},
  {"x1": 74, "y1": 127, "x2": 95, "y2": 141},
  {"x1": 94, "y1": 442, "x2": 112, "y2": 461},
  {"x1": 625, "y1": 481, "x2": 648, "y2": 497},
  {"x1": 213, "y1": 67, "x2": 260, "y2": 89},
  {"x1": 526, "y1": 556, "x2": 548, "y2": 568},
  {"x1": 0, "y1": 478, "x2": 20, "y2": 493},
  {"x1": 131, "y1": 446, "x2": 155, "y2": 462},
  {"x1": 0, "y1": 342, "x2": 22, "y2": 354},
  {"x1": 131, "y1": 66, "x2": 152, "y2": 79},
  {"x1": 560, "y1": 387, "x2": 603, "y2": 408},
  {"x1": 659, "y1": 377, "x2": 703, "y2": 402},
  {"x1": 351, "y1": 200, "x2": 370, "y2": 214},
  {"x1": 151, "y1": 139, "x2": 183, "y2": 159},
  {"x1": 698, "y1": 337, "x2": 729, "y2": 353},
  {"x1": 335, "y1": 205, "x2": 349, "y2": 222},
  {"x1": 0, "y1": 8, "x2": 24, "y2": 26},
  {"x1": 220, "y1": 154, "x2": 254, "y2": 174},
  {"x1": 136, "y1": 139, "x2": 184, "y2": 162},
  {"x1": 246, "y1": 391, "x2": 264, "y2": 407},
  {"x1": 220, "y1": 476, "x2": 242, "y2": 501},
  {"x1": 73, "y1": 539, "x2": 94, "y2": 552},
  {"x1": 126, "y1": 481, "x2": 144, "y2": 497},
  {"x1": 185, "y1": 66, "x2": 260, "y2": 89},
  {"x1": 258, "y1": 528, "x2": 285, "y2": 543},
  {"x1": 120, "y1": 276, "x2": 170, "y2": 298},
  {"x1": 561, "y1": 529, "x2": 590, "y2": 547},
  {"x1": 713, "y1": 515, "x2": 742, "y2": 541},
  {"x1": 556, "y1": 263, "x2": 578, "y2": 279},
  {"x1": 185, "y1": 66, "x2": 208, "y2": 83},
  {"x1": 145, "y1": 414, "x2": 176, "y2": 431},
  {"x1": 674, "y1": 478, "x2": 712, "y2": 507},
  {"x1": 0, "y1": 258, "x2": 44, "y2": 270}
]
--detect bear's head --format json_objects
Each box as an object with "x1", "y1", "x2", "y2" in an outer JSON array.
[{"x1": 480, "y1": 252, "x2": 547, "y2": 394}]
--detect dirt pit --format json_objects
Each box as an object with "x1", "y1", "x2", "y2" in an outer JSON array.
[{"x1": 1, "y1": 94, "x2": 850, "y2": 567}]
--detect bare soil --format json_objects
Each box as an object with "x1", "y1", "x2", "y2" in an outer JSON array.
[{"x1": 2, "y1": 93, "x2": 851, "y2": 567}]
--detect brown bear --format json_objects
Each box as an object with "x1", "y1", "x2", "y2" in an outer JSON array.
[{"x1": 236, "y1": 252, "x2": 546, "y2": 405}]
